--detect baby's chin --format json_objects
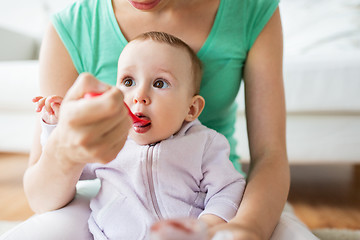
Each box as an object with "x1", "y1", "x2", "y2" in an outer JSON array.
[{"x1": 129, "y1": 132, "x2": 172, "y2": 146}]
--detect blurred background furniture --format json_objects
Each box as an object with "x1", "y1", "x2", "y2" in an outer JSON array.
[
  {"x1": 237, "y1": 0, "x2": 360, "y2": 164},
  {"x1": 0, "y1": 0, "x2": 359, "y2": 165},
  {"x1": 0, "y1": 0, "x2": 74, "y2": 152}
]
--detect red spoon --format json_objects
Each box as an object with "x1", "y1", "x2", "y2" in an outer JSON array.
[{"x1": 84, "y1": 92, "x2": 150, "y2": 125}]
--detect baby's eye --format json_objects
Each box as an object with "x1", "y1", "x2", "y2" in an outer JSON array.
[
  {"x1": 122, "y1": 78, "x2": 135, "y2": 87},
  {"x1": 153, "y1": 79, "x2": 169, "y2": 89}
]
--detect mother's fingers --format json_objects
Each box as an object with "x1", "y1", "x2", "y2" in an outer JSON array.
[
  {"x1": 89, "y1": 118, "x2": 131, "y2": 163},
  {"x1": 208, "y1": 223, "x2": 261, "y2": 240},
  {"x1": 61, "y1": 87, "x2": 126, "y2": 126},
  {"x1": 72, "y1": 108, "x2": 131, "y2": 163},
  {"x1": 61, "y1": 72, "x2": 126, "y2": 125},
  {"x1": 150, "y1": 218, "x2": 208, "y2": 240},
  {"x1": 52, "y1": 73, "x2": 131, "y2": 165},
  {"x1": 64, "y1": 73, "x2": 110, "y2": 101}
]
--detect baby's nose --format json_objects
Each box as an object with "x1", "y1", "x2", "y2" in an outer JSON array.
[{"x1": 133, "y1": 95, "x2": 150, "y2": 105}]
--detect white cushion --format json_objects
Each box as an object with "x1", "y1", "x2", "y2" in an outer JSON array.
[
  {"x1": 237, "y1": 53, "x2": 360, "y2": 114},
  {"x1": 0, "y1": 61, "x2": 39, "y2": 153},
  {"x1": 0, "y1": 61, "x2": 39, "y2": 112},
  {"x1": 283, "y1": 53, "x2": 360, "y2": 113},
  {"x1": 236, "y1": 114, "x2": 360, "y2": 164},
  {"x1": 280, "y1": 0, "x2": 360, "y2": 113},
  {"x1": 237, "y1": 0, "x2": 360, "y2": 113}
]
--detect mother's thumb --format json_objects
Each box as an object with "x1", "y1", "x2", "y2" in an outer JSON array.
[{"x1": 65, "y1": 73, "x2": 110, "y2": 100}]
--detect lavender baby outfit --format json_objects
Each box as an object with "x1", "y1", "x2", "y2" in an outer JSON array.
[{"x1": 41, "y1": 119, "x2": 245, "y2": 239}]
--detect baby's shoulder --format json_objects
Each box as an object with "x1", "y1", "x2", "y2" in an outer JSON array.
[{"x1": 181, "y1": 119, "x2": 226, "y2": 144}]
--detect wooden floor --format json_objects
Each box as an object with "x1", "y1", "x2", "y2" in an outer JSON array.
[
  {"x1": 0, "y1": 153, "x2": 34, "y2": 221},
  {"x1": 0, "y1": 152, "x2": 359, "y2": 230},
  {"x1": 288, "y1": 163, "x2": 360, "y2": 230}
]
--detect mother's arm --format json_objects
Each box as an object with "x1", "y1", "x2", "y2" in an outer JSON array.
[
  {"x1": 28, "y1": 23, "x2": 78, "y2": 167},
  {"x1": 24, "y1": 23, "x2": 82, "y2": 213},
  {"x1": 24, "y1": 24, "x2": 130, "y2": 213},
  {"x1": 210, "y1": 8, "x2": 290, "y2": 240}
]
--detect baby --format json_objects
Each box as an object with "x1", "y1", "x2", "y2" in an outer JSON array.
[{"x1": 34, "y1": 31, "x2": 245, "y2": 240}]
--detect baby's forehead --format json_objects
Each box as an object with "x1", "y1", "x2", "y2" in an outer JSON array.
[
  {"x1": 124, "y1": 39, "x2": 185, "y2": 53},
  {"x1": 119, "y1": 39, "x2": 192, "y2": 68},
  {"x1": 118, "y1": 40, "x2": 196, "y2": 85}
]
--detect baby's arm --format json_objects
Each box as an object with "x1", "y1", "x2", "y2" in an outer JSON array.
[
  {"x1": 199, "y1": 132, "x2": 245, "y2": 223},
  {"x1": 33, "y1": 95, "x2": 63, "y2": 124}
]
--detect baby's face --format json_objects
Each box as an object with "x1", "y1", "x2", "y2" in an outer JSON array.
[{"x1": 117, "y1": 40, "x2": 195, "y2": 145}]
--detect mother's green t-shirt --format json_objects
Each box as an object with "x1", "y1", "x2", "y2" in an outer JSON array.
[{"x1": 52, "y1": 0, "x2": 279, "y2": 174}]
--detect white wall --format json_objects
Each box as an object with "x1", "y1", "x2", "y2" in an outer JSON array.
[
  {"x1": 0, "y1": 0, "x2": 75, "y2": 40},
  {"x1": 0, "y1": 0, "x2": 76, "y2": 60}
]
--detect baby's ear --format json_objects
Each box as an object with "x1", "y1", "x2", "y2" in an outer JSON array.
[{"x1": 185, "y1": 95, "x2": 205, "y2": 122}]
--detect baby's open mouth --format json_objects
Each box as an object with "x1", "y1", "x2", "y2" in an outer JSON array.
[{"x1": 133, "y1": 114, "x2": 151, "y2": 128}]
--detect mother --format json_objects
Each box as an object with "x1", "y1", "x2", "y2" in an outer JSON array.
[{"x1": 20, "y1": 0, "x2": 317, "y2": 239}]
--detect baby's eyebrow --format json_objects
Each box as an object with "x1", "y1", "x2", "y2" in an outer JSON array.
[
  {"x1": 118, "y1": 65, "x2": 136, "y2": 74},
  {"x1": 157, "y1": 68, "x2": 177, "y2": 81}
]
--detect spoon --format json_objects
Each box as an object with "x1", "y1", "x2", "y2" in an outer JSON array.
[{"x1": 83, "y1": 92, "x2": 150, "y2": 125}]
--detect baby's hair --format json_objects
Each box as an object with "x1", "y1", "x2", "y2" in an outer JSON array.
[{"x1": 133, "y1": 31, "x2": 203, "y2": 95}]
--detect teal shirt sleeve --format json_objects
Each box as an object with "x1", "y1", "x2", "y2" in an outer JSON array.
[
  {"x1": 246, "y1": 0, "x2": 280, "y2": 50},
  {"x1": 51, "y1": 1, "x2": 89, "y2": 74},
  {"x1": 51, "y1": 0, "x2": 127, "y2": 86}
]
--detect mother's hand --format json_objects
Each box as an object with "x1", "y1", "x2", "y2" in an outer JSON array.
[
  {"x1": 209, "y1": 222, "x2": 261, "y2": 240},
  {"x1": 150, "y1": 218, "x2": 262, "y2": 240},
  {"x1": 52, "y1": 73, "x2": 131, "y2": 165},
  {"x1": 150, "y1": 218, "x2": 208, "y2": 240}
]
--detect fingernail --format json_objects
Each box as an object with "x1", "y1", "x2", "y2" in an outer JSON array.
[{"x1": 212, "y1": 231, "x2": 234, "y2": 240}]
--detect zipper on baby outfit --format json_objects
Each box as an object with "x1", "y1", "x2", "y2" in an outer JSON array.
[{"x1": 146, "y1": 144, "x2": 163, "y2": 220}]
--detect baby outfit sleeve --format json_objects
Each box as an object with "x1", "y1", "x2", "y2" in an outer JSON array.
[
  {"x1": 198, "y1": 132, "x2": 246, "y2": 222},
  {"x1": 40, "y1": 120, "x2": 57, "y2": 148}
]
